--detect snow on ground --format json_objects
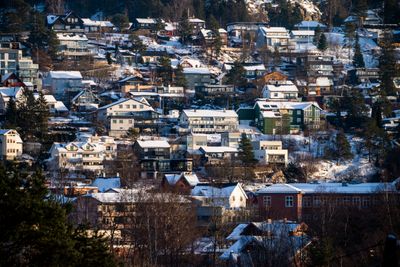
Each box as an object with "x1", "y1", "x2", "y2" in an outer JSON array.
[{"x1": 271, "y1": 133, "x2": 378, "y2": 182}]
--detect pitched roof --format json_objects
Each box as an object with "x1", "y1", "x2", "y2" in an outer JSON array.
[
  {"x1": 136, "y1": 139, "x2": 170, "y2": 148},
  {"x1": 48, "y1": 71, "x2": 82, "y2": 79},
  {"x1": 183, "y1": 109, "x2": 238, "y2": 118}
]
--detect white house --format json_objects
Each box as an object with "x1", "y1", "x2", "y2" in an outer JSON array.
[
  {"x1": 0, "y1": 87, "x2": 24, "y2": 114},
  {"x1": 33, "y1": 93, "x2": 68, "y2": 115},
  {"x1": 262, "y1": 81, "x2": 299, "y2": 100},
  {"x1": 0, "y1": 129, "x2": 23, "y2": 160},
  {"x1": 290, "y1": 30, "x2": 315, "y2": 44},
  {"x1": 42, "y1": 71, "x2": 83, "y2": 99},
  {"x1": 179, "y1": 109, "x2": 239, "y2": 134},
  {"x1": 191, "y1": 182, "x2": 247, "y2": 209},
  {"x1": 48, "y1": 135, "x2": 117, "y2": 173},
  {"x1": 257, "y1": 27, "x2": 292, "y2": 52},
  {"x1": 252, "y1": 140, "x2": 288, "y2": 165},
  {"x1": 56, "y1": 33, "x2": 92, "y2": 58},
  {"x1": 97, "y1": 97, "x2": 155, "y2": 137}
]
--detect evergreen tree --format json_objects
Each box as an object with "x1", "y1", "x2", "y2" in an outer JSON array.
[
  {"x1": 352, "y1": 0, "x2": 368, "y2": 18},
  {"x1": 340, "y1": 88, "x2": 368, "y2": 129},
  {"x1": 158, "y1": 56, "x2": 173, "y2": 85},
  {"x1": 174, "y1": 64, "x2": 187, "y2": 87},
  {"x1": 111, "y1": 13, "x2": 129, "y2": 32},
  {"x1": 238, "y1": 133, "x2": 257, "y2": 166},
  {"x1": 106, "y1": 52, "x2": 112, "y2": 65},
  {"x1": 4, "y1": 97, "x2": 18, "y2": 129},
  {"x1": 35, "y1": 92, "x2": 50, "y2": 138},
  {"x1": 178, "y1": 14, "x2": 193, "y2": 45},
  {"x1": 353, "y1": 34, "x2": 365, "y2": 68},
  {"x1": 28, "y1": 11, "x2": 59, "y2": 59},
  {"x1": 383, "y1": 0, "x2": 400, "y2": 24},
  {"x1": 334, "y1": 131, "x2": 353, "y2": 164},
  {"x1": 226, "y1": 61, "x2": 247, "y2": 89},
  {"x1": 379, "y1": 31, "x2": 400, "y2": 96},
  {"x1": 0, "y1": 164, "x2": 116, "y2": 266},
  {"x1": 313, "y1": 25, "x2": 322, "y2": 45},
  {"x1": 317, "y1": 33, "x2": 328, "y2": 51},
  {"x1": 129, "y1": 34, "x2": 146, "y2": 65}
]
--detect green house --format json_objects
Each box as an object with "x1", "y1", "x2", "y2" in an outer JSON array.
[{"x1": 253, "y1": 100, "x2": 322, "y2": 134}]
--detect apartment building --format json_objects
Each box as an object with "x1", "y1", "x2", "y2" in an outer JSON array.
[
  {"x1": 256, "y1": 182, "x2": 399, "y2": 222},
  {"x1": 252, "y1": 140, "x2": 288, "y2": 165},
  {"x1": 256, "y1": 27, "x2": 294, "y2": 52},
  {"x1": 0, "y1": 129, "x2": 23, "y2": 160},
  {"x1": 97, "y1": 97, "x2": 159, "y2": 136},
  {"x1": 0, "y1": 42, "x2": 38, "y2": 85},
  {"x1": 48, "y1": 135, "x2": 117, "y2": 174},
  {"x1": 133, "y1": 139, "x2": 171, "y2": 179},
  {"x1": 262, "y1": 81, "x2": 299, "y2": 100},
  {"x1": 56, "y1": 33, "x2": 92, "y2": 58},
  {"x1": 179, "y1": 109, "x2": 239, "y2": 134}
]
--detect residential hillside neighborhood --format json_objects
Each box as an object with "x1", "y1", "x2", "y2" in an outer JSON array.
[{"x1": 0, "y1": 0, "x2": 400, "y2": 266}]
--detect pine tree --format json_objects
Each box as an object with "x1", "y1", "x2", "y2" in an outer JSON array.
[
  {"x1": 383, "y1": 0, "x2": 400, "y2": 24},
  {"x1": 178, "y1": 14, "x2": 193, "y2": 45},
  {"x1": 174, "y1": 64, "x2": 187, "y2": 87},
  {"x1": 353, "y1": 34, "x2": 365, "y2": 68},
  {"x1": 379, "y1": 31, "x2": 399, "y2": 96},
  {"x1": 353, "y1": 0, "x2": 368, "y2": 18},
  {"x1": 238, "y1": 133, "x2": 257, "y2": 166},
  {"x1": 317, "y1": 33, "x2": 328, "y2": 51},
  {"x1": 35, "y1": 92, "x2": 50, "y2": 139},
  {"x1": 106, "y1": 52, "x2": 112, "y2": 65},
  {"x1": 4, "y1": 97, "x2": 18, "y2": 129},
  {"x1": 313, "y1": 25, "x2": 322, "y2": 45},
  {"x1": 158, "y1": 56, "x2": 172, "y2": 85},
  {"x1": 0, "y1": 164, "x2": 116, "y2": 266},
  {"x1": 334, "y1": 131, "x2": 353, "y2": 164},
  {"x1": 226, "y1": 61, "x2": 247, "y2": 89},
  {"x1": 129, "y1": 34, "x2": 146, "y2": 65},
  {"x1": 111, "y1": 13, "x2": 129, "y2": 32}
]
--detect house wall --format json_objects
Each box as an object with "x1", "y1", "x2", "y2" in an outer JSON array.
[{"x1": 0, "y1": 131, "x2": 23, "y2": 160}]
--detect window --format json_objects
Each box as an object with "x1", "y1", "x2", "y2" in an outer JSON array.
[
  {"x1": 125, "y1": 105, "x2": 130, "y2": 109},
  {"x1": 119, "y1": 104, "x2": 123, "y2": 108},
  {"x1": 303, "y1": 196, "x2": 312, "y2": 207},
  {"x1": 313, "y1": 196, "x2": 321, "y2": 206},
  {"x1": 263, "y1": 196, "x2": 271, "y2": 207},
  {"x1": 362, "y1": 197, "x2": 371, "y2": 207},
  {"x1": 352, "y1": 196, "x2": 361, "y2": 207},
  {"x1": 285, "y1": 196, "x2": 294, "y2": 207}
]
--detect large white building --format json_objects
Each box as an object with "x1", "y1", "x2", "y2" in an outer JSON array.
[
  {"x1": 179, "y1": 109, "x2": 239, "y2": 134},
  {"x1": 43, "y1": 71, "x2": 83, "y2": 99},
  {"x1": 262, "y1": 81, "x2": 299, "y2": 100},
  {"x1": 252, "y1": 140, "x2": 288, "y2": 165},
  {"x1": 56, "y1": 33, "x2": 92, "y2": 58},
  {"x1": 0, "y1": 42, "x2": 39, "y2": 85},
  {"x1": 256, "y1": 27, "x2": 293, "y2": 52},
  {"x1": 48, "y1": 135, "x2": 117, "y2": 173},
  {"x1": 0, "y1": 129, "x2": 23, "y2": 160}
]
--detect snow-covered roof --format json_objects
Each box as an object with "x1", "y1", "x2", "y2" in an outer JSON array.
[
  {"x1": 256, "y1": 182, "x2": 398, "y2": 194},
  {"x1": 255, "y1": 100, "x2": 321, "y2": 111},
  {"x1": 56, "y1": 33, "x2": 88, "y2": 41},
  {"x1": 47, "y1": 15, "x2": 59, "y2": 25},
  {"x1": 165, "y1": 172, "x2": 200, "y2": 187},
  {"x1": 192, "y1": 183, "x2": 244, "y2": 199},
  {"x1": 294, "y1": 21, "x2": 327, "y2": 29},
  {"x1": 183, "y1": 67, "x2": 211, "y2": 75},
  {"x1": 91, "y1": 177, "x2": 121, "y2": 192},
  {"x1": 200, "y1": 146, "x2": 238, "y2": 153},
  {"x1": 183, "y1": 109, "x2": 238, "y2": 118},
  {"x1": 188, "y1": 18, "x2": 205, "y2": 23},
  {"x1": 48, "y1": 71, "x2": 82, "y2": 79},
  {"x1": 98, "y1": 97, "x2": 151, "y2": 110},
  {"x1": 0, "y1": 87, "x2": 23, "y2": 97},
  {"x1": 136, "y1": 18, "x2": 157, "y2": 24},
  {"x1": 264, "y1": 82, "x2": 298, "y2": 92},
  {"x1": 136, "y1": 139, "x2": 170, "y2": 148},
  {"x1": 291, "y1": 30, "x2": 315, "y2": 36}
]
